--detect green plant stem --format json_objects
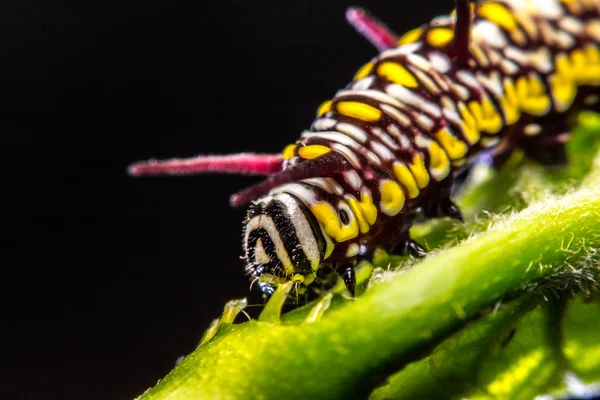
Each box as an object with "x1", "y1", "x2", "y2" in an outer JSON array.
[{"x1": 139, "y1": 165, "x2": 600, "y2": 400}]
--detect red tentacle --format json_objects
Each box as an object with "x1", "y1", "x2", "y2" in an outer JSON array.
[
  {"x1": 452, "y1": 0, "x2": 472, "y2": 66},
  {"x1": 345, "y1": 7, "x2": 399, "y2": 51},
  {"x1": 127, "y1": 153, "x2": 283, "y2": 177},
  {"x1": 230, "y1": 151, "x2": 351, "y2": 207}
]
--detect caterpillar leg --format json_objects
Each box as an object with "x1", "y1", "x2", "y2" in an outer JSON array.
[
  {"x1": 396, "y1": 239, "x2": 428, "y2": 258},
  {"x1": 488, "y1": 117, "x2": 570, "y2": 170},
  {"x1": 336, "y1": 263, "x2": 357, "y2": 296},
  {"x1": 376, "y1": 218, "x2": 428, "y2": 258},
  {"x1": 518, "y1": 118, "x2": 571, "y2": 169},
  {"x1": 523, "y1": 140, "x2": 568, "y2": 168},
  {"x1": 423, "y1": 198, "x2": 464, "y2": 222}
]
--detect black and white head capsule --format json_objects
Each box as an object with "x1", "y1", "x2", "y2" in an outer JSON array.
[{"x1": 243, "y1": 192, "x2": 326, "y2": 294}]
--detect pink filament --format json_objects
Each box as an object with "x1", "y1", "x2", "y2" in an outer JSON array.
[
  {"x1": 452, "y1": 0, "x2": 472, "y2": 65},
  {"x1": 127, "y1": 153, "x2": 284, "y2": 176},
  {"x1": 230, "y1": 151, "x2": 351, "y2": 207},
  {"x1": 345, "y1": 7, "x2": 399, "y2": 51}
]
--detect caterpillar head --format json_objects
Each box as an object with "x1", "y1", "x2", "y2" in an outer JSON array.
[{"x1": 243, "y1": 192, "x2": 326, "y2": 295}]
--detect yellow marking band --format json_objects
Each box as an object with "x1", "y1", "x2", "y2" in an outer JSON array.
[
  {"x1": 458, "y1": 103, "x2": 481, "y2": 144},
  {"x1": 336, "y1": 101, "x2": 382, "y2": 122},
  {"x1": 550, "y1": 54, "x2": 577, "y2": 112},
  {"x1": 377, "y1": 62, "x2": 418, "y2": 88},
  {"x1": 379, "y1": 180, "x2": 405, "y2": 216},
  {"x1": 358, "y1": 190, "x2": 378, "y2": 225},
  {"x1": 393, "y1": 162, "x2": 420, "y2": 199},
  {"x1": 282, "y1": 144, "x2": 296, "y2": 160},
  {"x1": 347, "y1": 198, "x2": 370, "y2": 234},
  {"x1": 317, "y1": 100, "x2": 333, "y2": 116},
  {"x1": 427, "y1": 141, "x2": 451, "y2": 181},
  {"x1": 409, "y1": 154, "x2": 430, "y2": 189},
  {"x1": 397, "y1": 27, "x2": 423, "y2": 45},
  {"x1": 481, "y1": 99, "x2": 503, "y2": 133},
  {"x1": 434, "y1": 129, "x2": 468, "y2": 160},
  {"x1": 577, "y1": 45, "x2": 600, "y2": 85},
  {"x1": 354, "y1": 62, "x2": 374, "y2": 81},
  {"x1": 427, "y1": 27, "x2": 454, "y2": 48},
  {"x1": 298, "y1": 145, "x2": 331, "y2": 160},
  {"x1": 570, "y1": 49, "x2": 587, "y2": 83},
  {"x1": 586, "y1": 45, "x2": 600, "y2": 64},
  {"x1": 500, "y1": 78, "x2": 520, "y2": 125},
  {"x1": 516, "y1": 75, "x2": 550, "y2": 116},
  {"x1": 478, "y1": 2, "x2": 525, "y2": 44},
  {"x1": 311, "y1": 202, "x2": 358, "y2": 243},
  {"x1": 468, "y1": 99, "x2": 502, "y2": 134},
  {"x1": 477, "y1": 3, "x2": 517, "y2": 31}
]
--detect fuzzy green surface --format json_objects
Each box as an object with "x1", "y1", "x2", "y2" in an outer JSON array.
[{"x1": 137, "y1": 114, "x2": 600, "y2": 400}]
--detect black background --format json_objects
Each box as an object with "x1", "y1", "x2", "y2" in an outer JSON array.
[{"x1": 3, "y1": 0, "x2": 448, "y2": 398}]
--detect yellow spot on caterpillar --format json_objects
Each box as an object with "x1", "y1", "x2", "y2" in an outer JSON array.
[
  {"x1": 379, "y1": 180, "x2": 405, "y2": 216},
  {"x1": 516, "y1": 75, "x2": 551, "y2": 116},
  {"x1": 397, "y1": 27, "x2": 423, "y2": 45},
  {"x1": 578, "y1": 45, "x2": 600, "y2": 85},
  {"x1": 358, "y1": 190, "x2": 377, "y2": 225},
  {"x1": 550, "y1": 54, "x2": 577, "y2": 112},
  {"x1": 377, "y1": 62, "x2": 418, "y2": 88},
  {"x1": 409, "y1": 154, "x2": 430, "y2": 189},
  {"x1": 481, "y1": 100, "x2": 503, "y2": 133},
  {"x1": 298, "y1": 145, "x2": 331, "y2": 160},
  {"x1": 427, "y1": 141, "x2": 450, "y2": 181},
  {"x1": 556, "y1": 53, "x2": 572, "y2": 78},
  {"x1": 336, "y1": 101, "x2": 381, "y2": 122},
  {"x1": 469, "y1": 99, "x2": 502, "y2": 134},
  {"x1": 500, "y1": 78, "x2": 520, "y2": 125},
  {"x1": 458, "y1": 103, "x2": 481, "y2": 145},
  {"x1": 477, "y1": 3, "x2": 517, "y2": 31},
  {"x1": 565, "y1": 46, "x2": 600, "y2": 86},
  {"x1": 282, "y1": 144, "x2": 296, "y2": 160},
  {"x1": 434, "y1": 129, "x2": 468, "y2": 160},
  {"x1": 316, "y1": 100, "x2": 333, "y2": 116},
  {"x1": 585, "y1": 44, "x2": 600, "y2": 66},
  {"x1": 427, "y1": 27, "x2": 454, "y2": 48},
  {"x1": 393, "y1": 162, "x2": 419, "y2": 199},
  {"x1": 354, "y1": 62, "x2": 374, "y2": 81},
  {"x1": 478, "y1": 2, "x2": 524, "y2": 44},
  {"x1": 311, "y1": 202, "x2": 358, "y2": 243},
  {"x1": 570, "y1": 49, "x2": 588, "y2": 83},
  {"x1": 468, "y1": 101, "x2": 483, "y2": 127},
  {"x1": 347, "y1": 198, "x2": 370, "y2": 234}
]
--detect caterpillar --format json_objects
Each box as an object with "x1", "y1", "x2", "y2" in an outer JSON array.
[{"x1": 128, "y1": 0, "x2": 600, "y2": 297}]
